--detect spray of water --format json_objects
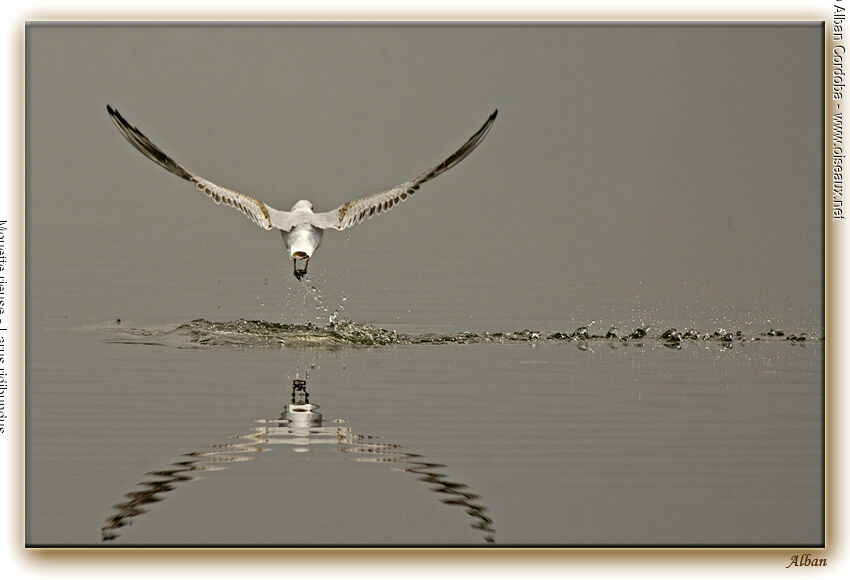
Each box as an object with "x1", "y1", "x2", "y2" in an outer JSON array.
[{"x1": 105, "y1": 318, "x2": 818, "y2": 351}]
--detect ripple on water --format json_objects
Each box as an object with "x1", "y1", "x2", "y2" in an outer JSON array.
[{"x1": 101, "y1": 319, "x2": 821, "y2": 350}]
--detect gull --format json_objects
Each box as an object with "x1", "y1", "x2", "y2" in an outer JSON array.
[{"x1": 107, "y1": 105, "x2": 498, "y2": 279}]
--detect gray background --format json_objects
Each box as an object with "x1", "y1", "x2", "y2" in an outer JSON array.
[
  {"x1": 27, "y1": 24, "x2": 822, "y2": 332},
  {"x1": 26, "y1": 24, "x2": 823, "y2": 546}
]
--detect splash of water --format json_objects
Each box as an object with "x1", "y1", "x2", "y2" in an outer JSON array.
[
  {"x1": 280, "y1": 265, "x2": 348, "y2": 329},
  {"x1": 103, "y1": 319, "x2": 819, "y2": 350}
]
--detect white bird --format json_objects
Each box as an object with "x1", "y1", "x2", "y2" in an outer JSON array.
[{"x1": 107, "y1": 105, "x2": 498, "y2": 279}]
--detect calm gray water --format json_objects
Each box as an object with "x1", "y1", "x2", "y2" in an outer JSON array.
[{"x1": 26, "y1": 24, "x2": 823, "y2": 546}]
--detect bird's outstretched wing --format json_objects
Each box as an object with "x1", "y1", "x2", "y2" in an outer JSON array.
[
  {"x1": 106, "y1": 105, "x2": 294, "y2": 230},
  {"x1": 310, "y1": 109, "x2": 498, "y2": 231}
]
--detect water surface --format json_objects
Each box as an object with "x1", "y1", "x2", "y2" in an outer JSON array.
[{"x1": 26, "y1": 313, "x2": 823, "y2": 546}]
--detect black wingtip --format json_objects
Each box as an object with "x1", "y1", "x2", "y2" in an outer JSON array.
[
  {"x1": 106, "y1": 105, "x2": 193, "y2": 181},
  {"x1": 106, "y1": 105, "x2": 124, "y2": 124},
  {"x1": 106, "y1": 104, "x2": 128, "y2": 128}
]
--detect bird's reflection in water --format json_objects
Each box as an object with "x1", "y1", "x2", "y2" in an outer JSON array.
[{"x1": 101, "y1": 379, "x2": 494, "y2": 544}]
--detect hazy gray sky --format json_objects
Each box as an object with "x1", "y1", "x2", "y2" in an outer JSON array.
[{"x1": 27, "y1": 24, "x2": 822, "y2": 330}]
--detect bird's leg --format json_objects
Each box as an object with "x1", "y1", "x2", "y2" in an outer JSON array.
[{"x1": 292, "y1": 257, "x2": 309, "y2": 280}]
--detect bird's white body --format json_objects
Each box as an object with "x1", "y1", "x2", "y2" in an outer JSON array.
[
  {"x1": 107, "y1": 105, "x2": 497, "y2": 279},
  {"x1": 283, "y1": 224, "x2": 324, "y2": 259},
  {"x1": 282, "y1": 202, "x2": 324, "y2": 259}
]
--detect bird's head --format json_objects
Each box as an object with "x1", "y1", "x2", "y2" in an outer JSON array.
[{"x1": 291, "y1": 200, "x2": 313, "y2": 211}]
